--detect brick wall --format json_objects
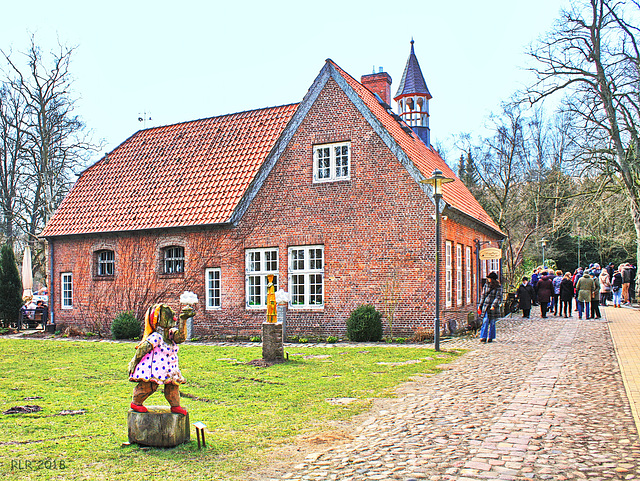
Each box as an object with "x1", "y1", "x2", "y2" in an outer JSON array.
[{"x1": 48, "y1": 78, "x2": 499, "y2": 338}]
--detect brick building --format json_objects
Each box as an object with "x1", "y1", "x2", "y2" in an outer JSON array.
[{"x1": 42, "y1": 44, "x2": 503, "y2": 338}]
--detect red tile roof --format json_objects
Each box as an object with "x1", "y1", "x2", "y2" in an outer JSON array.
[
  {"x1": 42, "y1": 104, "x2": 298, "y2": 236},
  {"x1": 329, "y1": 60, "x2": 501, "y2": 234},
  {"x1": 43, "y1": 60, "x2": 501, "y2": 238}
]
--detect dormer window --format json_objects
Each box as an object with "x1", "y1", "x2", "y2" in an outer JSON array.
[{"x1": 313, "y1": 142, "x2": 350, "y2": 183}]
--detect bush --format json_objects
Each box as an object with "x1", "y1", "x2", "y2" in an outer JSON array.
[
  {"x1": 111, "y1": 311, "x2": 141, "y2": 340},
  {"x1": 346, "y1": 304, "x2": 383, "y2": 342},
  {"x1": 249, "y1": 335, "x2": 261, "y2": 342},
  {"x1": 326, "y1": 336, "x2": 338, "y2": 343},
  {"x1": 0, "y1": 244, "x2": 23, "y2": 328}
]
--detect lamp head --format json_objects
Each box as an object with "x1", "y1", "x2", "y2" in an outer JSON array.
[{"x1": 420, "y1": 169, "x2": 454, "y2": 196}]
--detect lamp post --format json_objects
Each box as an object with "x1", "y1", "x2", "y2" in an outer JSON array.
[
  {"x1": 421, "y1": 169, "x2": 453, "y2": 352},
  {"x1": 541, "y1": 238, "x2": 548, "y2": 268}
]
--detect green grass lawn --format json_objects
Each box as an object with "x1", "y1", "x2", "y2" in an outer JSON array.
[{"x1": 0, "y1": 338, "x2": 461, "y2": 480}]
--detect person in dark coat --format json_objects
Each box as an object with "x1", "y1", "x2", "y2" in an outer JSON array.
[
  {"x1": 612, "y1": 269, "x2": 623, "y2": 307},
  {"x1": 516, "y1": 276, "x2": 535, "y2": 318},
  {"x1": 479, "y1": 272, "x2": 502, "y2": 343},
  {"x1": 536, "y1": 271, "x2": 554, "y2": 318},
  {"x1": 559, "y1": 272, "x2": 574, "y2": 317}
]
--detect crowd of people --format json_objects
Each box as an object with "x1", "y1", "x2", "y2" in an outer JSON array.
[{"x1": 516, "y1": 262, "x2": 637, "y2": 320}]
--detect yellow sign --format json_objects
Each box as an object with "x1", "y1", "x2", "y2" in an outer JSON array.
[{"x1": 479, "y1": 247, "x2": 502, "y2": 260}]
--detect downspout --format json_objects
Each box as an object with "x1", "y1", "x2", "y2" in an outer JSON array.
[{"x1": 48, "y1": 239, "x2": 54, "y2": 325}]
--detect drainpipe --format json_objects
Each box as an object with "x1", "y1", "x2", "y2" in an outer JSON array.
[{"x1": 48, "y1": 240, "x2": 54, "y2": 325}]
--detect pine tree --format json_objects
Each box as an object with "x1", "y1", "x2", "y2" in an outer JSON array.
[{"x1": 0, "y1": 244, "x2": 23, "y2": 328}]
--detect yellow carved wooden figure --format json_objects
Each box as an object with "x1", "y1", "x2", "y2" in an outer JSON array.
[{"x1": 266, "y1": 274, "x2": 277, "y2": 323}]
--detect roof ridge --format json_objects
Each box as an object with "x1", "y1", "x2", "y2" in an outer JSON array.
[{"x1": 134, "y1": 102, "x2": 301, "y2": 135}]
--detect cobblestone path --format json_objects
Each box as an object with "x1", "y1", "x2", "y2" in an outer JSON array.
[{"x1": 251, "y1": 314, "x2": 640, "y2": 480}]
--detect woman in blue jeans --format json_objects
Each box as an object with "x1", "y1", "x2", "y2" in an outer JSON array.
[
  {"x1": 612, "y1": 269, "x2": 623, "y2": 307},
  {"x1": 479, "y1": 272, "x2": 503, "y2": 343}
]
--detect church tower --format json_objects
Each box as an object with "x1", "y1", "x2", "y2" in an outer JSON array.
[{"x1": 394, "y1": 40, "x2": 432, "y2": 147}]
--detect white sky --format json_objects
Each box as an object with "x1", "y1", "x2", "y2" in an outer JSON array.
[{"x1": 1, "y1": 0, "x2": 570, "y2": 165}]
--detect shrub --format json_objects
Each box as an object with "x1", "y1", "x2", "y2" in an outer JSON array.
[
  {"x1": 326, "y1": 336, "x2": 338, "y2": 343},
  {"x1": 0, "y1": 244, "x2": 23, "y2": 328},
  {"x1": 346, "y1": 304, "x2": 383, "y2": 342},
  {"x1": 111, "y1": 311, "x2": 141, "y2": 340},
  {"x1": 249, "y1": 335, "x2": 261, "y2": 342}
]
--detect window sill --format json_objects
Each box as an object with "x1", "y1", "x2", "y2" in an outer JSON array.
[
  {"x1": 289, "y1": 305, "x2": 324, "y2": 311},
  {"x1": 159, "y1": 273, "x2": 185, "y2": 279},
  {"x1": 92, "y1": 275, "x2": 115, "y2": 281}
]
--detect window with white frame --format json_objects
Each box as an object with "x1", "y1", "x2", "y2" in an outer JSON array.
[
  {"x1": 163, "y1": 246, "x2": 184, "y2": 274},
  {"x1": 456, "y1": 244, "x2": 463, "y2": 306},
  {"x1": 245, "y1": 248, "x2": 278, "y2": 308},
  {"x1": 205, "y1": 268, "x2": 221, "y2": 310},
  {"x1": 313, "y1": 142, "x2": 350, "y2": 183},
  {"x1": 466, "y1": 246, "x2": 472, "y2": 304},
  {"x1": 61, "y1": 272, "x2": 73, "y2": 309},
  {"x1": 445, "y1": 241, "x2": 452, "y2": 308},
  {"x1": 96, "y1": 250, "x2": 115, "y2": 276},
  {"x1": 288, "y1": 245, "x2": 324, "y2": 308},
  {"x1": 489, "y1": 258, "x2": 500, "y2": 277}
]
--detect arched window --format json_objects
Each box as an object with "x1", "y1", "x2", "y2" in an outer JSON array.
[
  {"x1": 163, "y1": 246, "x2": 185, "y2": 274},
  {"x1": 96, "y1": 250, "x2": 115, "y2": 276}
]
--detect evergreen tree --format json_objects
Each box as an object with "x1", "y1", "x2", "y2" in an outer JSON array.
[{"x1": 0, "y1": 243, "x2": 23, "y2": 328}]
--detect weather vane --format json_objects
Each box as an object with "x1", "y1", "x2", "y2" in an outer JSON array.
[{"x1": 138, "y1": 111, "x2": 152, "y2": 128}]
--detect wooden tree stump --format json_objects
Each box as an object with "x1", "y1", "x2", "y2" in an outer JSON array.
[
  {"x1": 127, "y1": 406, "x2": 190, "y2": 447},
  {"x1": 262, "y1": 322, "x2": 284, "y2": 362}
]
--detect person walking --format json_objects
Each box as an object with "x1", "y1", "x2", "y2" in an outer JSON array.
[
  {"x1": 560, "y1": 272, "x2": 574, "y2": 317},
  {"x1": 621, "y1": 263, "x2": 632, "y2": 305},
  {"x1": 536, "y1": 271, "x2": 554, "y2": 318},
  {"x1": 576, "y1": 272, "x2": 595, "y2": 319},
  {"x1": 479, "y1": 271, "x2": 502, "y2": 343},
  {"x1": 591, "y1": 273, "x2": 601, "y2": 319},
  {"x1": 599, "y1": 269, "x2": 611, "y2": 307},
  {"x1": 516, "y1": 276, "x2": 535, "y2": 319},
  {"x1": 530, "y1": 268, "x2": 540, "y2": 306},
  {"x1": 630, "y1": 264, "x2": 637, "y2": 304},
  {"x1": 552, "y1": 269, "x2": 563, "y2": 315},
  {"x1": 612, "y1": 268, "x2": 623, "y2": 307}
]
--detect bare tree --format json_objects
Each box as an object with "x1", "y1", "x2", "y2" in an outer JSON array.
[
  {"x1": 0, "y1": 83, "x2": 27, "y2": 244},
  {"x1": 1, "y1": 37, "x2": 98, "y2": 273},
  {"x1": 527, "y1": 0, "x2": 640, "y2": 266}
]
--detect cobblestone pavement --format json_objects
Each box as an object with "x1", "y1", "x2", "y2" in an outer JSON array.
[{"x1": 250, "y1": 308, "x2": 640, "y2": 481}]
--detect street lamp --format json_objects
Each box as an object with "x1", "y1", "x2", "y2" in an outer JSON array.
[
  {"x1": 541, "y1": 238, "x2": 548, "y2": 268},
  {"x1": 421, "y1": 169, "x2": 454, "y2": 352}
]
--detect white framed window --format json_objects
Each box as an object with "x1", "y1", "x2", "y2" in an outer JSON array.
[
  {"x1": 313, "y1": 142, "x2": 351, "y2": 183},
  {"x1": 489, "y1": 258, "x2": 500, "y2": 277},
  {"x1": 97, "y1": 250, "x2": 115, "y2": 276},
  {"x1": 245, "y1": 248, "x2": 278, "y2": 308},
  {"x1": 466, "y1": 246, "x2": 472, "y2": 305},
  {"x1": 61, "y1": 272, "x2": 73, "y2": 309},
  {"x1": 205, "y1": 268, "x2": 221, "y2": 310},
  {"x1": 456, "y1": 244, "x2": 463, "y2": 306},
  {"x1": 163, "y1": 246, "x2": 184, "y2": 274},
  {"x1": 288, "y1": 245, "x2": 324, "y2": 309},
  {"x1": 445, "y1": 241, "x2": 452, "y2": 308}
]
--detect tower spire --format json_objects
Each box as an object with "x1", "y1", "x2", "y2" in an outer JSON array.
[{"x1": 394, "y1": 40, "x2": 432, "y2": 146}]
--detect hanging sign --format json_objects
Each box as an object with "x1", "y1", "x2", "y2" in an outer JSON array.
[{"x1": 479, "y1": 247, "x2": 502, "y2": 260}]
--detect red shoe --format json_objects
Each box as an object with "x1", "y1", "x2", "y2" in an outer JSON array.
[
  {"x1": 130, "y1": 402, "x2": 148, "y2": 413},
  {"x1": 171, "y1": 406, "x2": 188, "y2": 416}
]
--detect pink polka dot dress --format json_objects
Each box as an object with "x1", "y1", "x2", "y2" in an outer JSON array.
[{"x1": 129, "y1": 332, "x2": 185, "y2": 385}]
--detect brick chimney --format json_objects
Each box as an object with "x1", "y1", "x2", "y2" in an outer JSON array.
[{"x1": 361, "y1": 67, "x2": 392, "y2": 105}]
